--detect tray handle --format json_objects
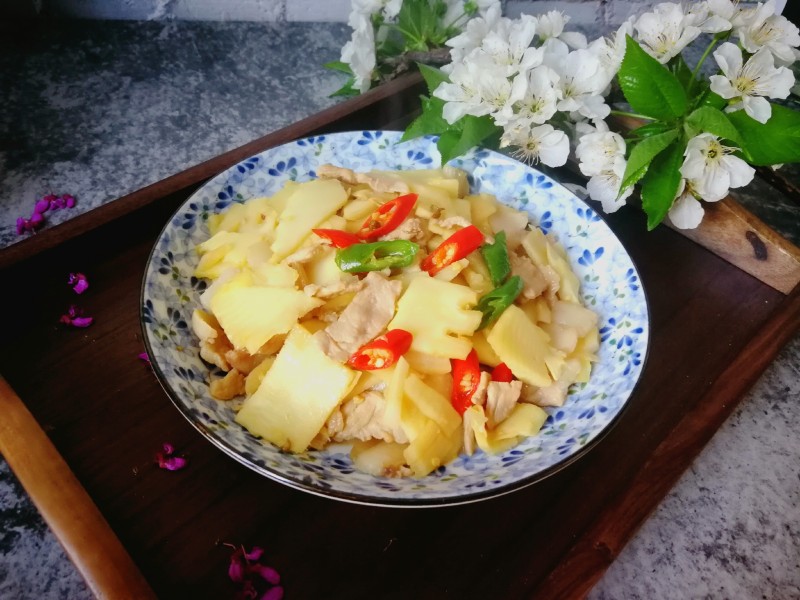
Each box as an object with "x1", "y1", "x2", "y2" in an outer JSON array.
[{"x1": 0, "y1": 376, "x2": 156, "y2": 600}]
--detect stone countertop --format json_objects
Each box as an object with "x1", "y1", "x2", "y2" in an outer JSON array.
[{"x1": 1, "y1": 19, "x2": 798, "y2": 600}]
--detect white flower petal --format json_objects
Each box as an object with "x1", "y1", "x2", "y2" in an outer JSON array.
[
  {"x1": 742, "y1": 94, "x2": 772, "y2": 123},
  {"x1": 709, "y1": 74, "x2": 737, "y2": 99},
  {"x1": 697, "y1": 166, "x2": 731, "y2": 202},
  {"x1": 668, "y1": 193, "x2": 705, "y2": 229},
  {"x1": 720, "y1": 155, "x2": 756, "y2": 188},
  {"x1": 713, "y1": 42, "x2": 743, "y2": 79},
  {"x1": 537, "y1": 127, "x2": 570, "y2": 167}
]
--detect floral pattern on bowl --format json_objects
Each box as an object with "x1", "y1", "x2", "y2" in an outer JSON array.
[{"x1": 141, "y1": 130, "x2": 650, "y2": 507}]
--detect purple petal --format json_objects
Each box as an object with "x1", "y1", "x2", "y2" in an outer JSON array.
[
  {"x1": 29, "y1": 212, "x2": 44, "y2": 226},
  {"x1": 157, "y1": 455, "x2": 187, "y2": 471},
  {"x1": 34, "y1": 199, "x2": 50, "y2": 214},
  {"x1": 63, "y1": 194, "x2": 76, "y2": 208},
  {"x1": 43, "y1": 194, "x2": 58, "y2": 203},
  {"x1": 228, "y1": 559, "x2": 245, "y2": 583},
  {"x1": 162, "y1": 442, "x2": 175, "y2": 455},
  {"x1": 244, "y1": 547, "x2": 264, "y2": 562},
  {"x1": 138, "y1": 352, "x2": 150, "y2": 364},
  {"x1": 260, "y1": 586, "x2": 284, "y2": 600},
  {"x1": 70, "y1": 316, "x2": 93, "y2": 328},
  {"x1": 16, "y1": 217, "x2": 26, "y2": 235},
  {"x1": 252, "y1": 565, "x2": 280, "y2": 586},
  {"x1": 68, "y1": 273, "x2": 89, "y2": 294},
  {"x1": 66, "y1": 304, "x2": 79, "y2": 318}
]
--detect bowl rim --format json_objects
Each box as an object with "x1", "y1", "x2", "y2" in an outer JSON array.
[{"x1": 139, "y1": 129, "x2": 652, "y2": 508}]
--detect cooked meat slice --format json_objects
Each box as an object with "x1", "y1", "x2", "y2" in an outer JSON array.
[
  {"x1": 284, "y1": 242, "x2": 324, "y2": 265},
  {"x1": 317, "y1": 164, "x2": 360, "y2": 185},
  {"x1": 432, "y1": 215, "x2": 472, "y2": 230},
  {"x1": 209, "y1": 369, "x2": 246, "y2": 400},
  {"x1": 224, "y1": 348, "x2": 266, "y2": 375},
  {"x1": 378, "y1": 217, "x2": 425, "y2": 242},
  {"x1": 520, "y1": 358, "x2": 581, "y2": 407},
  {"x1": 509, "y1": 252, "x2": 548, "y2": 300},
  {"x1": 314, "y1": 272, "x2": 402, "y2": 362},
  {"x1": 304, "y1": 277, "x2": 364, "y2": 300},
  {"x1": 309, "y1": 408, "x2": 345, "y2": 450},
  {"x1": 486, "y1": 380, "x2": 522, "y2": 427},
  {"x1": 317, "y1": 164, "x2": 410, "y2": 194},
  {"x1": 471, "y1": 371, "x2": 491, "y2": 407},
  {"x1": 331, "y1": 391, "x2": 408, "y2": 444}
]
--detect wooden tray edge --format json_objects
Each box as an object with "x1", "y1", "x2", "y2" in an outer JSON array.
[{"x1": 531, "y1": 283, "x2": 800, "y2": 599}]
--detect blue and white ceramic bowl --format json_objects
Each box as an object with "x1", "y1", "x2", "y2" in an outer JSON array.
[{"x1": 141, "y1": 130, "x2": 649, "y2": 507}]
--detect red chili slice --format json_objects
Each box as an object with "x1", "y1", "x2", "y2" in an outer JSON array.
[
  {"x1": 312, "y1": 228, "x2": 361, "y2": 248},
  {"x1": 421, "y1": 225, "x2": 485, "y2": 276},
  {"x1": 451, "y1": 349, "x2": 481, "y2": 415},
  {"x1": 346, "y1": 329, "x2": 413, "y2": 370},
  {"x1": 491, "y1": 362, "x2": 514, "y2": 383},
  {"x1": 356, "y1": 193, "x2": 418, "y2": 240}
]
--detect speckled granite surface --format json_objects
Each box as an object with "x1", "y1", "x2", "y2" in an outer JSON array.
[
  {"x1": 0, "y1": 20, "x2": 348, "y2": 247},
  {"x1": 1, "y1": 18, "x2": 798, "y2": 600}
]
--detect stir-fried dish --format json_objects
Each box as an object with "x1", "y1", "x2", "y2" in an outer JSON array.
[{"x1": 190, "y1": 165, "x2": 599, "y2": 478}]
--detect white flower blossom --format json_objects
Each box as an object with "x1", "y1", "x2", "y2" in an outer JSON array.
[
  {"x1": 679, "y1": 133, "x2": 755, "y2": 202},
  {"x1": 575, "y1": 121, "x2": 627, "y2": 177},
  {"x1": 736, "y1": 0, "x2": 800, "y2": 65},
  {"x1": 547, "y1": 48, "x2": 610, "y2": 120},
  {"x1": 634, "y1": 2, "x2": 702, "y2": 63},
  {"x1": 536, "y1": 10, "x2": 588, "y2": 49},
  {"x1": 341, "y1": 20, "x2": 376, "y2": 93},
  {"x1": 585, "y1": 157, "x2": 633, "y2": 214},
  {"x1": 478, "y1": 14, "x2": 542, "y2": 77},
  {"x1": 588, "y1": 18, "x2": 634, "y2": 90},
  {"x1": 444, "y1": 3, "x2": 503, "y2": 69},
  {"x1": 575, "y1": 121, "x2": 632, "y2": 213},
  {"x1": 684, "y1": 0, "x2": 735, "y2": 34},
  {"x1": 435, "y1": 53, "x2": 517, "y2": 123},
  {"x1": 495, "y1": 65, "x2": 562, "y2": 127},
  {"x1": 500, "y1": 123, "x2": 570, "y2": 167},
  {"x1": 668, "y1": 181, "x2": 706, "y2": 229},
  {"x1": 710, "y1": 42, "x2": 794, "y2": 123}
]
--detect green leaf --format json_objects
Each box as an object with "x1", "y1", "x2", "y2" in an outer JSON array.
[
  {"x1": 329, "y1": 78, "x2": 360, "y2": 98},
  {"x1": 698, "y1": 90, "x2": 727, "y2": 110},
  {"x1": 402, "y1": 95, "x2": 451, "y2": 141},
  {"x1": 324, "y1": 61, "x2": 353, "y2": 75},
  {"x1": 437, "y1": 115, "x2": 500, "y2": 164},
  {"x1": 618, "y1": 35, "x2": 688, "y2": 120},
  {"x1": 397, "y1": 0, "x2": 439, "y2": 51},
  {"x1": 620, "y1": 129, "x2": 679, "y2": 195},
  {"x1": 417, "y1": 62, "x2": 449, "y2": 95},
  {"x1": 727, "y1": 104, "x2": 800, "y2": 166},
  {"x1": 629, "y1": 122, "x2": 673, "y2": 139},
  {"x1": 685, "y1": 106, "x2": 742, "y2": 145},
  {"x1": 670, "y1": 55, "x2": 693, "y2": 89},
  {"x1": 641, "y1": 139, "x2": 687, "y2": 230}
]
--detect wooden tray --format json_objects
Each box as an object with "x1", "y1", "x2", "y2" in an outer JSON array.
[{"x1": 1, "y1": 73, "x2": 798, "y2": 600}]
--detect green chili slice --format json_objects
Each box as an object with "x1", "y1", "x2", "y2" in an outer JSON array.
[
  {"x1": 476, "y1": 275, "x2": 523, "y2": 330},
  {"x1": 335, "y1": 240, "x2": 419, "y2": 273},
  {"x1": 480, "y1": 231, "x2": 511, "y2": 287}
]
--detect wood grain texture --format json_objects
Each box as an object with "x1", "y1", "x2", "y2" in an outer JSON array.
[
  {"x1": 0, "y1": 74, "x2": 798, "y2": 600},
  {"x1": 0, "y1": 377, "x2": 156, "y2": 600},
  {"x1": 665, "y1": 197, "x2": 800, "y2": 294}
]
